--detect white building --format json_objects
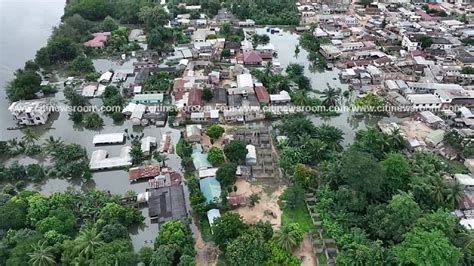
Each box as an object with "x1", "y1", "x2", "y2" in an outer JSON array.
[
  {"x1": 406, "y1": 94, "x2": 442, "y2": 110},
  {"x1": 89, "y1": 146, "x2": 132, "y2": 170},
  {"x1": 270, "y1": 91, "x2": 291, "y2": 104},
  {"x1": 245, "y1": 144, "x2": 257, "y2": 166},
  {"x1": 236, "y1": 73, "x2": 254, "y2": 94},
  {"x1": 8, "y1": 98, "x2": 55, "y2": 126}
]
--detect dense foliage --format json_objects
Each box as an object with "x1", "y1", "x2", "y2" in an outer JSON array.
[
  {"x1": 0, "y1": 190, "x2": 144, "y2": 265},
  {"x1": 275, "y1": 114, "x2": 470, "y2": 264}
]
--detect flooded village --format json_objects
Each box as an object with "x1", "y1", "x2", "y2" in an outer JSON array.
[{"x1": 1, "y1": 0, "x2": 474, "y2": 265}]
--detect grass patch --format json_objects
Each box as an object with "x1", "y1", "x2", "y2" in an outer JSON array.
[
  {"x1": 445, "y1": 159, "x2": 469, "y2": 174},
  {"x1": 198, "y1": 216, "x2": 213, "y2": 242},
  {"x1": 318, "y1": 253, "x2": 328, "y2": 265},
  {"x1": 280, "y1": 204, "x2": 314, "y2": 232},
  {"x1": 279, "y1": 186, "x2": 314, "y2": 232}
]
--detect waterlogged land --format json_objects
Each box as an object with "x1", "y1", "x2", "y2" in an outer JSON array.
[{"x1": 0, "y1": 1, "x2": 396, "y2": 252}]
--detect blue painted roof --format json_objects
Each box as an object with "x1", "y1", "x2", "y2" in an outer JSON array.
[{"x1": 199, "y1": 177, "x2": 222, "y2": 203}]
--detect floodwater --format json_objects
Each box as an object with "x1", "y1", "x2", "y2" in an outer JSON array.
[
  {"x1": 0, "y1": 2, "x2": 395, "y2": 250},
  {"x1": 258, "y1": 28, "x2": 397, "y2": 145},
  {"x1": 0, "y1": 0, "x2": 181, "y2": 250}
]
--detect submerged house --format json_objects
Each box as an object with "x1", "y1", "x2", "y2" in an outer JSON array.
[
  {"x1": 8, "y1": 98, "x2": 56, "y2": 126},
  {"x1": 147, "y1": 186, "x2": 187, "y2": 222}
]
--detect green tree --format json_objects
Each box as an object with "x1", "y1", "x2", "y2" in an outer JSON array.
[
  {"x1": 91, "y1": 239, "x2": 138, "y2": 265},
  {"x1": 83, "y1": 113, "x2": 103, "y2": 129},
  {"x1": 275, "y1": 223, "x2": 304, "y2": 252},
  {"x1": 320, "y1": 87, "x2": 340, "y2": 107},
  {"x1": 285, "y1": 64, "x2": 304, "y2": 79},
  {"x1": 27, "y1": 241, "x2": 56, "y2": 266},
  {"x1": 248, "y1": 193, "x2": 261, "y2": 207},
  {"x1": 202, "y1": 88, "x2": 214, "y2": 102},
  {"x1": 0, "y1": 200, "x2": 27, "y2": 230},
  {"x1": 216, "y1": 163, "x2": 237, "y2": 188},
  {"x1": 381, "y1": 153, "x2": 411, "y2": 194},
  {"x1": 206, "y1": 125, "x2": 225, "y2": 140},
  {"x1": 102, "y1": 86, "x2": 124, "y2": 113},
  {"x1": 226, "y1": 230, "x2": 269, "y2": 266},
  {"x1": 267, "y1": 240, "x2": 300, "y2": 266},
  {"x1": 154, "y1": 220, "x2": 195, "y2": 264},
  {"x1": 36, "y1": 207, "x2": 77, "y2": 236},
  {"x1": 314, "y1": 124, "x2": 344, "y2": 152},
  {"x1": 221, "y1": 49, "x2": 231, "y2": 58},
  {"x1": 73, "y1": 225, "x2": 105, "y2": 260},
  {"x1": 6, "y1": 69, "x2": 42, "y2": 101},
  {"x1": 413, "y1": 209, "x2": 457, "y2": 241},
  {"x1": 354, "y1": 92, "x2": 385, "y2": 109},
  {"x1": 138, "y1": 246, "x2": 154, "y2": 265},
  {"x1": 393, "y1": 228, "x2": 461, "y2": 265},
  {"x1": 212, "y1": 212, "x2": 247, "y2": 250},
  {"x1": 462, "y1": 66, "x2": 474, "y2": 74},
  {"x1": 340, "y1": 150, "x2": 384, "y2": 199},
  {"x1": 69, "y1": 55, "x2": 95, "y2": 75},
  {"x1": 419, "y1": 35, "x2": 433, "y2": 49},
  {"x1": 101, "y1": 15, "x2": 118, "y2": 31},
  {"x1": 129, "y1": 144, "x2": 143, "y2": 166},
  {"x1": 223, "y1": 140, "x2": 247, "y2": 163},
  {"x1": 208, "y1": 146, "x2": 225, "y2": 165},
  {"x1": 138, "y1": 5, "x2": 170, "y2": 30},
  {"x1": 22, "y1": 128, "x2": 39, "y2": 146}
]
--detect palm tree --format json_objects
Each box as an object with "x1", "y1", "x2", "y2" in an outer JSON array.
[
  {"x1": 315, "y1": 124, "x2": 344, "y2": 151},
  {"x1": 275, "y1": 223, "x2": 304, "y2": 252},
  {"x1": 74, "y1": 226, "x2": 104, "y2": 260},
  {"x1": 21, "y1": 128, "x2": 39, "y2": 146},
  {"x1": 28, "y1": 241, "x2": 55, "y2": 266},
  {"x1": 320, "y1": 87, "x2": 340, "y2": 107},
  {"x1": 294, "y1": 44, "x2": 300, "y2": 54},
  {"x1": 291, "y1": 91, "x2": 311, "y2": 106},
  {"x1": 43, "y1": 136, "x2": 64, "y2": 154},
  {"x1": 153, "y1": 151, "x2": 169, "y2": 167},
  {"x1": 429, "y1": 175, "x2": 446, "y2": 206},
  {"x1": 446, "y1": 181, "x2": 464, "y2": 208}
]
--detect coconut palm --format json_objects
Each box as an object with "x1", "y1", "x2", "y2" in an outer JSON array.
[
  {"x1": 28, "y1": 241, "x2": 55, "y2": 266},
  {"x1": 446, "y1": 180, "x2": 464, "y2": 208},
  {"x1": 320, "y1": 87, "x2": 340, "y2": 107},
  {"x1": 291, "y1": 91, "x2": 312, "y2": 106},
  {"x1": 43, "y1": 136, "x2": 64, "y2": 154},
  {"x1": 264, "y1": 61, "x2": 273, "y2": 76},
  {"x1": 74, "y1": 226, "x2": 104, "y2": 260},
  {"x1": 21, "y1": 128, "x2": 39, "y2": 146},
  {"x1": 429, "y1": 176, "x2": 446, "y2": 206},
  {"x1": 315, "y1": 124, "x2": 344, "y2": 151},
  {"x1": 153, "y1": 151, "x2": 169, "y2": 167},
  {"x1": 275, "y1": 223, "x2": 304, "y2": 252},
  {"x1": 294, "y1": 44, "x2": 300, "y2": 54}
]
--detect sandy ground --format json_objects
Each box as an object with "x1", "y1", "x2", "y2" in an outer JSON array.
[
  {"x1": 400, "y1": 119, "x2": 433, "y2": 140},
  {"x1": 231, "y1": 179, "x2": 286, "y2": 229},
  {"x1": 192, "y1": 217, "x2": 219, "y2": 266},
  {"x1": 294, "y1": 233, "x2": 317, "y2": 266}
]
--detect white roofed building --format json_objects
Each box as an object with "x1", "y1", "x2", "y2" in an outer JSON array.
[
  {"x1": 93, "y1": 133, "x2": 125, "y2": 145},
  {"x1": 270, "y1": 91, "x2": 291, "y2": 104},
  {"x1": 8, "y1": 98, "x2": 55, "y2": 126},
  {"x1": 89, "y1": 146, "x2": 132, "y2": 170},
  {"x1": 236, "y1": 73, "x2": 254, "y2": 93},
  {"x1": 245, "y1": 144, "x2": 257, "y2": 166}
]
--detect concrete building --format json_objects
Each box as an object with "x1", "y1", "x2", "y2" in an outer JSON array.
[{"x1": 8, "y1": 98, "x2": 55, "y2": 126}]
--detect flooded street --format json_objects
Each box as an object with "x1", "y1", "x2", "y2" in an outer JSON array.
[
  {"x1": 259, "y1": 28, "x2": 399, "y2": 145},
  {"x1": 1, "y1": 4, "x2": 395, "y2": 249}
]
